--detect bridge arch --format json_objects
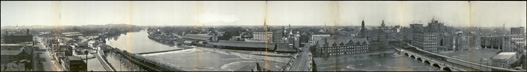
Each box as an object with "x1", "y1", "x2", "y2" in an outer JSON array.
[
  {"x1": 404, "y1": 53, "x2": 409, "y2": 56},
  {"x1": 417, "y1": 58, "x2": 422, "y2": 61},
  {"x1": 410, "y1": 55, "x2": 415, "y2": 59},
  {"x1": 442, "y1": 67, "x2": 452, "y2": 72},
  {"x1": 424, "y1": 60, "x2": 430, "y2": 64},
  {"x1": 432, "y1": 64, "x2": 440, "y2": 68}
]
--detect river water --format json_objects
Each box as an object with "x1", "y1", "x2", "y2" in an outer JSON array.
[
  {"x1": 104, "y1": 30, "x2": 290, "y2": 71},
  {"x1": 103, "y1": 30, "x2": 440, "y2": 71},
  {"x1": 314, "y1": 53, "x2": 441, "y2": 71}
]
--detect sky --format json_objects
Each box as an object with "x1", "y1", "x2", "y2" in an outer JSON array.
[{"x1": 1, "y1": 1, "x2": 525, "y2": 27}]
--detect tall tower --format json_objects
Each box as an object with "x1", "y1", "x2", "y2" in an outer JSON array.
[
  {"x1": 360, "y1": 20, "x2": 367, "y2": 38},
  {"x1": 381, "y1": 20, "x2": 385, "y2": 27}
]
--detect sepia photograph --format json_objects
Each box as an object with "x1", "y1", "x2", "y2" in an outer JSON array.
[{"x1": 1, "y1": 1, "x2": 526, "y2": 71}]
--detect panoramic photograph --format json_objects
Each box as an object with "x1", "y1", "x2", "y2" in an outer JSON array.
[{"x1": 1, "y1": 1, "x2": 526, "y2": 71}]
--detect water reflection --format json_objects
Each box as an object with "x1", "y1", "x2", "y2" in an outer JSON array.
[{"x1": 105, "y1": 30, "x2": 182, "y2": 53}]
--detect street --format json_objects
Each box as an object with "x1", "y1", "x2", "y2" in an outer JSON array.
[
  {"x1": 289, "y1": 41, "x2": 313, "y2": 71},
  {"x1": 33, "y1": 36, "x2": 63, "y2": 71}
]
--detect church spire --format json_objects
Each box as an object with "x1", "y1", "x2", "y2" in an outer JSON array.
[{"x1": 381, "y1": 20, "x2": 385, "y2": 27}]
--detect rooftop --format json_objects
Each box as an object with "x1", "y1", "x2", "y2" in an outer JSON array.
[
  {"x1": 183, "y1": 34, "x2": 212, "y2": 41},
  {"x1": 491, "y1": 52, "x2": 517, "y2": 60},
  {"x1": 214, "y1": 40, "x2": 275, "y2": 49},
  {"x1": 316, "y1": 37, "x2": 368, "y2": 47},
  {"x1": 67, "y1": 56, "x2": 83, "y2": 60}
]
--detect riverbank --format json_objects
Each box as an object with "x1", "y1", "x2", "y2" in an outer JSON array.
[{"x1": 314, "y1": 53, "x2": 441, "y2": 71}]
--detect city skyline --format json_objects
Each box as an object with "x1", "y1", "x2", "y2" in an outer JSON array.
[{"x1": 1, "y1": 1, "x2": 525, "y2": 27}]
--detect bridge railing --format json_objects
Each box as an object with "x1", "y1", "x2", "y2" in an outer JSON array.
[
  {"x1": 406, "y1": 44, "x2": 518, "y2": 71},
  {"x1": 112, "y1": 48, "x2": 184, "y2": 71}
]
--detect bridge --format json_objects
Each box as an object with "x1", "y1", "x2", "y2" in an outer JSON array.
[
  {"x1": 136, "y1": 49, "x2": 185, "y2": 55},
  {"x1": 112, "y1": 48, "x2": 184, "y2": 71},
  {"x1": 392, "y1": 42, "x2": 519, "y2": 71}
]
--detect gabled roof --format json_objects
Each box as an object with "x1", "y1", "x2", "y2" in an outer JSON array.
[{"x1": 316, "y1": 37, "x2": 368, "y2": 47}]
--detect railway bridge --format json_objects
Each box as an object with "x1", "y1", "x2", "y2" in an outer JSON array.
[{"x1": 393, "y1": 42, "x2": 519, "y2": 72}]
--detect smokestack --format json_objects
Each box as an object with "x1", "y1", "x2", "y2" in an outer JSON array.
[{"x1": 26, "y1": 29, "x2": 30, "y2": 35}]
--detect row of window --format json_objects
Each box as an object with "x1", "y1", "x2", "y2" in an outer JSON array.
[
  {"x1": 328, "y1": 51, "x2": 368, "y2": 56},
  {"x1": 327, "y1": 48, "x2": 368, "y2": 53}
]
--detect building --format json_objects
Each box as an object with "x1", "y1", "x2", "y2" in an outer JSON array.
[
  {"x1": 426, "y1": 19, "x2": 446, "y2": 33},
  {"x1": 4, "y1": 29, "x2": 33, "y2": 44},
  {"x1": 62, "y1": 32, "x2": 83, "y2": 38},
  {"x1": 63, "y1": 56, "x2": 87, "y2": 71},
  {"x1": 314, "y1": 37, "x2": 369, "y2": 56},
  {"x1": 408, "y1": 19, "x2": 455, "y2": 52},
  {"x1": 358, "y1": 20, "x2": 367, "y2": 38},
  {"x1": 481, "y1": 35, "x2": 525, "y2": 52},
  {"x1": 214, "y1": 40, "x2": 296, "y2": 52},
  {"x1": 490, "y1": 52, "x2": 520, "y2": 69},
  {"x1": 1, "y1": 44, "x2": 33, "y2": 64},
  {"x1": 181, "y1": 34, "x2": 213, "y2": 45},
  {"x1": 413, "y1": 33, "x2": 441, "y2": 52},
  {"x1": 311, "y1": 34, "x2": 330, "y2": 42},
  {"x1": 248, "y1": 32, "x2": 273, "y2": 42},
  {"x1": 510, "y1": 27, "x2": 524, "y2": 35}
]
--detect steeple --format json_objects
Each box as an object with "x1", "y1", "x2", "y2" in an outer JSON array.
[
  {"x1": 359, "y1": 20, "x2": 367, "y2": 38},
  {"x1": 361, "y1": 20, "x2": 365, "y2": 29},
  {"x1": 381, "y1": 20, "x2": 385, "y2": 27}
]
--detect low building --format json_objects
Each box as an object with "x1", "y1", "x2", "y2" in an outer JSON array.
[
  {"x1": 1, "y1": 44, "x2": 33, "y2": 64},
  {"x1": 62, "y1": 32, "x2": 83, "y2": 38},
  {"x1": 313, "y1": 37, "x2": 369, "y2": 56},
  {"x1": 181, "y1": 34, "x2": 213, "y2": 45},
  {"x1": 63, "y1": 56, "x2": 87, "y2": 71},
  {"x1": 214, "y1": 40, "x2": 277, "y2": 51},
  {"x1": 311, "y1": 34, "x2": 330, "y2": 42},
  {"x1": 214, "y1": 40, "x2": 296, "y2": 53},
  {"x1": 491, "y1": 52, "x2": 520, "y2": 68}
]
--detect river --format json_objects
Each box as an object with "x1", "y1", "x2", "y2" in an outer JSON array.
[
  {"x1": 104, "y1": 30, "x2": 291, "y2": 71},
  {"x1": 314, "y1": 53, "x2": 441, "y2": 71},
  {"x1": 103, "y1": 30, "x2": 439, "y2": 71}
]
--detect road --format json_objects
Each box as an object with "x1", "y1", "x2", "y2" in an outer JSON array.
[
  {"x1": 33, "y1": 36, "x2": 63, "y2": 71},
  {"x1": 289, "y1": 41, "x2": 313, "y2": 71},
  {"x1": 95, "y1": 47, "x2": 116, "y2": 71}
]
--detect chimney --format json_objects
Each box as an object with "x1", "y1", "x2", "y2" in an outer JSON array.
[{"x1": 26, "y1": 29, "x2": 30, "y2": 35}]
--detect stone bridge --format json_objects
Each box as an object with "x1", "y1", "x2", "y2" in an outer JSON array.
[{"x1": 394, "y1": 43, "x2": 519, "y2": 72}]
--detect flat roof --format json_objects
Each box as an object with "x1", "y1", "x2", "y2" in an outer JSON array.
[
  {"x1": 183, "y1": 34, "x2": 211, "y2": 41},
  {"x1": 68, "y1": 56, "x2": 83, "y2": 60},
  {"x1": 492, "y1": 52, "x2": 517, "y2": 60},
  {"x1": 1, "y1": 50, "x2": 23, "y2": 56},
  {"x1": 1, "y1": 44, "x2": 23, "y2": 46},
  {"x1": 215, "y1": 40, "x2": 275, "y2": 49}
]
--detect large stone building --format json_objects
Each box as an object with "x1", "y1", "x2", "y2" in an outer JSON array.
[
  {"x1": 510, "y1": 27, "x2": 524, "y2": 35},
  {"x1": 413, "y1": 33, "x2": 441, "y2": 52},
  {"x1": 409, "y1": 19, "x2": 455, "y2": 52},
  {"x1": 249, "y1": 32, "x2": 273, "y2": 42},
  {"x1": 481, "y1": 35, "x2": 525, "y2": 52},
  {"x1": 314, "y1": 37, "x2": 369, "y2": 56}
]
